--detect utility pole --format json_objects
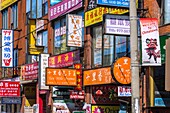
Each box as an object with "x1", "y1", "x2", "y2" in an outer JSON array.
[{"x1": 130, "y1": 0, "x2": 140, "y2": 113}]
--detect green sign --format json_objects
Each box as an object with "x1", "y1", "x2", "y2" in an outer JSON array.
[
  {"x1": 73, "y1": 111, "x2": 85, "y2": 113},
  {"x1": 160, "y1": 35, "x2": 170, "y2": 63}
]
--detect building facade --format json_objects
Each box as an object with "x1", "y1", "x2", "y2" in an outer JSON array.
[{"x1": 0, "y1": 0, "x2": 170, "y2": 113}]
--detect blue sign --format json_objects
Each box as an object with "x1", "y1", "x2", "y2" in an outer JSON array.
[
  {"x1": 97, "y1": 0, "x2": 130, "y2": 7},
  {"x1": 1, "y1": 97, "x2": 21, "y2": 104},
  {"x1": 50, "y1": 0, "x2": 62, "y2": 6}
]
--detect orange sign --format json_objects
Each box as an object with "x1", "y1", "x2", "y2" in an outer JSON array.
[
  {"x1": 83, "y1": 67, "x2": 115, "y2": 86},
  {"x1": 113, "y1": 57, "x2": 131, "y2": 84},
  {"x1": 46, "y1": 68, "x2": 77, "y2": 86}
]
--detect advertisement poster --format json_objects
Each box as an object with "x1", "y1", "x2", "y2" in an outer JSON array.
[
  {"x1": 67, "y1": 14, "x2": 82, "y2": 47},
  {"x1": 140, "y1": 18, "x2": 161, "y2": 66},
  {"x1": 1, "y1": 30, "x2": 13, "y2": 67}
]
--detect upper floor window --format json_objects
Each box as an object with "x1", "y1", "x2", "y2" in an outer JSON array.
[
  {"x1": 11, "y1": 3, "x2": 18, "y2": 29},
  {"x1": 92, "y1": 26, "x2": 130, "y2": 68},
  {"x1": 2, "y1": 9, "x2": 8, "y2": 29},
  {"x1": 26, "y1": 0, "x2": 46, "y2": 19}
]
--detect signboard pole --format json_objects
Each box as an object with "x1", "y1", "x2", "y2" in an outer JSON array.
[{"x1": 130, "y1": 0, "x2": 140, "y2": 113}]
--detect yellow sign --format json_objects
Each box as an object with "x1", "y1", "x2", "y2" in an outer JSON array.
[
  {"x1": 0, "y1": 0, "x2": 18, "y2": 11},
  {"x1": 91, "y1": 105, "x2": 119, "y2": 113},
  {"x1": 85, "y1": 7, "x2": 129, "y2": 27},
  {"x1": 29, "y1": 19, "x2": 44, "y2": 55}
]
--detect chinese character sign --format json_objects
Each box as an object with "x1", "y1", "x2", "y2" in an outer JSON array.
[
  {"x1": 0, "y1": 81, "x2": 20, "y2": 97},
  {"x1": 67, "y1": 14, "x2": 82, "y2": 47},
  {"x1": 46, "y1": 68, "x2": 77, "y2": 86},
  {"x1": 2, "y1": 30, "x2": 13, "y2": 67}
]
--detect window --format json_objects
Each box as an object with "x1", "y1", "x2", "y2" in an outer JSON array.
[
  {"x1": 42, "y1": 0, "x2": 48, "y2": 16},
  {"x1": 36, "y1": 30, "x2": 48, "y2": 53},
  {"x1": 54, "y1": 18, "x2": 76, "y2": 55},
  {"x1": 13, "y1": 49, "x2": 18, "y2": 67},
  {"x1": 92, "y1": 26, "x2": 130, "y2": 68},
  {"x1": 11, "y1": 3, "x2": 18, "y2": 29},
  {"x1": 26, "y1": 0, "x2": 44, "y2": 20},
  {"x1": 2, "y1": 9, "x2": 8, "y2": 29}
]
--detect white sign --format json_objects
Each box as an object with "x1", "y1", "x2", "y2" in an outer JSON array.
[
  {"x1": 140, "y1": 18, "x2": 161, "y2": 66},
  {"x1": 118, "y1": 86, "x2": 131, "y2": 97},
  {"x1": 36, "y1": 20, "x2": 44, "y2": 32},
  {"x1": 2, "y1": 30, "x2": 13, "y2": 67},
  {"x1": 55, "y1": 26, "x2": 66, "y2": 37},
  {"x1": 105, "y1": 15, "x2": 130, "y2": 35},
  {"x1": 67, "y1": 14, "x2": 82, "y2": 47},
  {"x1": 39, "y1": 54, "x2": 49, "y2": 90}
]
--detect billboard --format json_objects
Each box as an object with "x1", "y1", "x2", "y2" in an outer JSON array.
[
  {"x1": 83, "y1": 67, "x2": 115, "y2": 86},
  {"x1": 0, "y1": 81, "x2": 20, "y2": 97},
  {"x1": 85, "y1": 7, "x2": 129, "y2": 27},
  {"x1": 0, "y1": 0, "x2": 18, "y2": 11},
  {"x1": 49, "y1": 0, "x2": 83, "y2": 21},
  {"x1": 140, "y1": 18, "x2": 161, "y2": 66},
  {"x1": 29, "y1": 19, "x2": 44, "y2": 55},
  {"x1": 1, "y1": 30, "x2": 13, "y2": 67},
  {"x1": 46, "y1": 68, "x2": 77, "y2": 86},
  {"x1": 67, "y1": 14, "x2": 82, "y2": 47},
  {"x1": 105, "y1": 14, "x2": 130, "y2": 35}
]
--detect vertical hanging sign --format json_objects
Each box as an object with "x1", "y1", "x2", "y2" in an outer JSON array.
[
  {"x1": 1, "y1": 30, "x2": 13, "y2": 67},
  {"x1": 67, "y1": 14, "x2": 82, "y2": 47},
  {"x1": 140, "y1": 18, "x2": 161, "y2": 66}
]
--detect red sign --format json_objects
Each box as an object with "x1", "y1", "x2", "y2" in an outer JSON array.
[
  {"x1": 21, "y1": 62, "x2": 38, "y2": 80},
  {"x1": 74, "y1": 64, "x2": 82, "y2": 90},
  {"x1": 70, "y1": 90, "x2": 84, "y2": 99},
  {"x1": 0, "y1": 81, "x2": 20, "y2": 97},
  {"x1": 48, "y1": 50, "x2": 80, "y2": 68}
]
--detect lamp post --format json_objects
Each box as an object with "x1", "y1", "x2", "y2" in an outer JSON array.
[{"x1": 130, "y1": 0, "x2": 140, "y2": 113}]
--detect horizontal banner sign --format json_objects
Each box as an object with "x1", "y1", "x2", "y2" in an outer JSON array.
[{"x1": 46, "y1": 68, "x2": 77, "y2": 86}]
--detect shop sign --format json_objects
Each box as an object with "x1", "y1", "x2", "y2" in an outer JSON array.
[
  {"x1": 0, "y1": 81, "x2": 20, "y2": 97},
  {"x1": 85, "y1": 7, "x2": 129, "y2": 27},
  {"x1": 118, "y1": 86, "x2": 131, "y2": 97},
  {"x1": 1, "y1": 97, "x2": 21, "y2": 104},
  {"x1": 46, "y1": 68, "x2": 77, "y2": 86},
  {"x1": 67, "y1": 14, "x2": 83, "y2": 47},
  {"x1": 39, "y1": 54, "x2": 49, "y2": 90},
  {"x1": 105, "y1": 14, "x2": 130, "y2": 35},
  {"x1": 49, "y1": 0, "x2": 83, "y2": 21},
  {"x1": 97, "y1": 0, "x2": 129, "y2": 7},
  {"x1": 83, "y1": 67, "x2": 115, "y2": 86},
  {"x1": 92, "y1": 85, "x2": 118, "y2": 104},
  {"x1": 48, "y1": 50, "x2": 80, "y2": 68},
  {"x1": 0, "y1": 0, "x2": 18, "y2": 11},
  {"x1": 20, "y1": 62, "x2": 39, "y2": 81},
  {"x1": 70, "y1": 90, "x2": 84, "y2": 99},
  {"x1": 155, "y1": 98, "x2": 170, "y2": 107},
  {"x1": 140, "y1": 18, "x2": 161, "y2": 66},
  {"x1": 55, "y1": 26, "x2": 66, "y2": 37},
  {"x1": 29, "y1": 19, "x2": 44, "y2": 55},
  {"x1": 74, "y1": 64, "x2": 82, "y2": 90},
  {"x1": 1, "y1": 30, "x2": 13, "y2": 67},
  {"x1": 91, "y1": 105, "x2": 119, "y2": 113}
]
